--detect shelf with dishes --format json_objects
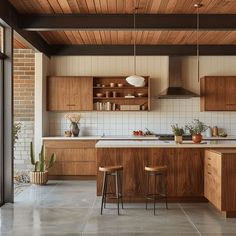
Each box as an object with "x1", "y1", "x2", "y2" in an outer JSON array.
[{"x1": 93, "y1": 76, "x2": 150, "y2": 111}]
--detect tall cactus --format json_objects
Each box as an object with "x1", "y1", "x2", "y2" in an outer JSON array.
[{"x1": 30, "y1": 142, "x2": 56, "y2": 172}]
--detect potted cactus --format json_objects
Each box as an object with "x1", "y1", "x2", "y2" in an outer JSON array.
[{"x1": 30, "y1": 142, "x2": 56, "y2": 185}]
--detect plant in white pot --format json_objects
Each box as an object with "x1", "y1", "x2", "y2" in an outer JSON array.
[
  {"x1": 30, "y1": 142, "x2": 56, "y2": 185},
  {"x1": 171, "y1": 124, "x2": 184, "y2": 144},
  {"x1": 185, "y1": 119, "x2": 208, "y2": 143}
]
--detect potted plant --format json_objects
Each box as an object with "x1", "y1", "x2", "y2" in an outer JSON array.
[
  {"x1": 65, "y1": 113, "x2": 81, "y2": 137},
  {"x1": 185, "y1": 119, "x2": 208, "y2": 143},
  {"x1": 30, "y1": 142, "x2": 56, "y2": 185},
  {"x1": 171, "y1": 124, "x2": 184, "y2": 144}
]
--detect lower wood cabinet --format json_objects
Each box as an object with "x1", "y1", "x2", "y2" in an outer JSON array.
[
  {"x1": 44, "y1": 140, "x2": 97, "y2": 178},
  {"x1": 204, "y1": 149, "x2": 236, "y2": 217}
]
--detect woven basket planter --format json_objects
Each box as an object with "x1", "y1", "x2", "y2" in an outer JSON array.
[{"x1": 30, "y1": 171, "x2": 48, "y2": 185}]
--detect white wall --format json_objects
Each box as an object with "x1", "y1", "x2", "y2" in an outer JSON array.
[
  {"x1": 48, "y1": 56, "x2": 236, "y2": 136},
  {"x1": 35, "y1": 53, "x2": 50, "y2": 155}
]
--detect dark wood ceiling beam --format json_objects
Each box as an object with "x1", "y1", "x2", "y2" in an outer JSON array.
[
  {"x1": 0, "y1": 0, "x2": 50, "y2": 55},
  {"x1": 49, "y1": 45, "x2": 236, "y2": 56},
  {"x1": 19, "y1": 14, "x2": 236, "y2": 31}
]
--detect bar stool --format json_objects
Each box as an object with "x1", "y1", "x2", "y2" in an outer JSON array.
[
  {"x1": 145, "y1": 165, "x2": 168, "y2": 215},
  {"x1": 99, "y1": 165, "x2": 124, "y2": 215}
]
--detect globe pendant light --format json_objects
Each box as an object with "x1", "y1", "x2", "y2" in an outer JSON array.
[
  {"x1": 194, "y1": 3, "x2": 203, "y2": 82},
  {"x1": 126, "y1": 7, "x2": 145, "y2": 87}
]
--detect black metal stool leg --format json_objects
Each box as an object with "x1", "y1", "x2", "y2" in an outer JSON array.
[
  {"x1": 145, "y1": 172, "x2": 149, "y2": 210},
  {"x1": 104, "y1": 173, "x2": 108, "y2": 209},
  {"x1": 118, "y1": 171, "x2": 124, "y2": 209},
  {"x1": 154, "y1": 174, "x2": 156, "y2": 215},
  {"x1": 115, "y1": 171, "x2": 120, "y2": 215},
  {"x1": 165, "y1": 173, "x2": 168, "y2": 209},
  {"x1": 101, "y1": 172, "x2": 107, "y2": 215}
]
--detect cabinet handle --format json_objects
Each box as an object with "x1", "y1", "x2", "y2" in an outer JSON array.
[
  {"x1": 226, "y1": 104, "x2": 235, "y2": 105},
  {"x1": 207, "y1": 172, "x2": 211, "y2": 175},
  {"x1": 67, "y1": 104, "x2": 76, "y2": 106},
  {"x1": 208, "y1": 158, "x2": 211, "y2": 160},
  {"x1": 208, "y1": 164, "x2": 211, "y2": 166}
]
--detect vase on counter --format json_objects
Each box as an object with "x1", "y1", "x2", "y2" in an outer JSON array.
[
  {"x1": 70, "y1": 122, "x2": 80, "y2": 137},
  {"x1": 174, "y1": 135, "x2": 183, "y2": 144},
  {"x1": 192, "y1": 134, "x2": 202, "y2": 143}
]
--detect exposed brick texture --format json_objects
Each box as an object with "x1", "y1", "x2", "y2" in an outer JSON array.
[
  {"x1": 13, "y1": 49, "x2": 35, "y2": 171},
  {"x1": 14, "y1": 49, "x2": 35, "y2": 122}
]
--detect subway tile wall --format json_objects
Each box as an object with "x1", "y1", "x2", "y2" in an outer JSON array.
[
  {"x1": 49, "y1": 98, "x2": 236, "y2": 136},
  {"x1": 48, "y1": 55, "x2": 236, "y2": 137}
]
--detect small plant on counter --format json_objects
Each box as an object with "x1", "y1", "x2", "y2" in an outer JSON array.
[
  {"x1": 185, "y1": 119, "x2": 208, "y2": 143},
  {"x1": 171, "y1": 124, "x2": 185, "y2": 136},
  {"x1": 171, "y1": 124, "x2": 184, "y2": 144},
  {"x1": 13, "y1": 122, "x2": 21, "y2": 146},
  {"x1": 30, "y1": 142, "x2": 56, "y2": 185},
  {"x1": 65, "y1": 113, "x2": 81, "y2": 137}
]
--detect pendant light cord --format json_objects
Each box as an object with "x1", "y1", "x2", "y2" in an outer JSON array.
[
  {"x1": 133, "y1": 7, "x2": 137, "y2": 75},
  {"x1": 194, "y1": 3, "x2": 203, "y2": 82},
  {"x1": 197, "y1": 5, "x2": 200, "y2": 82}
]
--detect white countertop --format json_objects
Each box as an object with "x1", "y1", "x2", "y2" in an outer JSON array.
[
  {"x1": 42, "y1": 136, "x2": 101, "y2": 140},
  {"x1": 42, "y1": 135, "x2": 236, "y2": 141},
  {"x1": 95, "y1": 140, "x2": 236, "y2": 148}
]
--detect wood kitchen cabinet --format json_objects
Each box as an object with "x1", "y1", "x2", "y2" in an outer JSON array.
[
  {"x1": 204, "y1": 149, "x2": 236, "y2": 217},
  {"x1": 47, "y1": 76, "x2": 93, "y2": 111},
  {"x1": 44, "y1": 140, "x2": 97, "y2": 179},
  {"x1": 200, "y1": 76, "x2": 236, "y2": 111}
]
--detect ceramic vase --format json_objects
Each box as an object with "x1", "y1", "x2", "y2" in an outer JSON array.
[
  {"x1": 71, "y1": 122, "x2": 80, "y2": 137},
  {"x1": 192, "y1": 134, "x2": 202, "y2": 143}
]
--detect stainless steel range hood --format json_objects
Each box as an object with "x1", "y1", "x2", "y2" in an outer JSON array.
[{"x1": 158, "y1": 56, "x2": 199, "y2": 99}]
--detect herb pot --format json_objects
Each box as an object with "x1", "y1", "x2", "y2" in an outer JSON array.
[
  {"x1": 70, "y1": 122, "x2": 80, "y2": 137},
  {"x1": 174, "y1": 135, "x2": 183, "y2": 144},
  {"x1": 192, "y1": 134, "x2": 202, "y2": 143}
]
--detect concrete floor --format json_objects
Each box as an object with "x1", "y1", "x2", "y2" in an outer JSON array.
[{"x1": 0, "y1": 181, "x2": 236, "y2": 236}]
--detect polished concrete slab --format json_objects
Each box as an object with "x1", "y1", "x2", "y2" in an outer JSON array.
[{"x1": 0, "y1": 180, "x2": 236, "y2": 236}]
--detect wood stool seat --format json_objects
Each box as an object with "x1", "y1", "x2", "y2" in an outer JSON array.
[
  {"x1": 145, "y1": 165, "x2": 167, "y2": 172},
  {"x1": 99, "y1": 165, "x2": 123, "y2": 215},
  {"x1": 99, "y1": 165, "x2": 123, "y2": 172},
  {"x1": 145, "y1": 165, "x2": 168, "y2": 215}
]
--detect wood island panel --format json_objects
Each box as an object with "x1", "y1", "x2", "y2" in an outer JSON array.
[{"x1": 97, "y1": 148, "x2": 205, "y2": 202}]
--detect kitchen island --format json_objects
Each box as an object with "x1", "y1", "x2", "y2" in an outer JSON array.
[{"x1": 96, "y1": 140, "x2": 236, "y2": 217}]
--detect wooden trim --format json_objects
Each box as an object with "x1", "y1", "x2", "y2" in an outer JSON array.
[
  {"x1": 48, "y1": 175, "x2": 96, "y2": 180},
  {"x1": 50, "y1": 45, "x2": 236, "y2": 56},
  {"x1": 20, "y1": 14, "x2": 236, "y2": 31}
]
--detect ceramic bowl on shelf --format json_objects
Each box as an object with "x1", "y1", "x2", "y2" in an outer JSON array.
[
  {"x1": 118, "y1": 83, "x2": 123, "y2": 87},
  {"x1": 137, "y1": 93, "x2": 145, "y2": 97},
  {"x1": 96, "y1": 93, "x2": 104, "y2": 98},
  {"x1": 110, "y1": 82, "x2": 116, "y2": 88}
]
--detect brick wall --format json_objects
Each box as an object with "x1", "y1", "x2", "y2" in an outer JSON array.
[{"x1": 13, "y1": 49, "x2": 35, "y2": 170}]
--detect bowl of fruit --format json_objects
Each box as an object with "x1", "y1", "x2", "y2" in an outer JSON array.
[{"x1": 133, "y1": 130, "x2": 144, "y2": 136}]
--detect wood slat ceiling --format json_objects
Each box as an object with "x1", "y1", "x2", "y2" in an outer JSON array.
[
  {"x1": 39, "y1": 31, "x2": 236, "y2": 45},
  {"x1": 9, "y1": 0, "x2": 236, "y2": 14}
]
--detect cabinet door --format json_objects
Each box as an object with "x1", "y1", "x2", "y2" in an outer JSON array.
[
  {"x1": 204, "y1": 77, "x2": 226, "y2": 111},
  {"x1": 204, "y1": 151, "x2": 222, "y2": 210},
  {"x1": 225, "y1": 77, "x2": 236, "y2": 110},
  {"x1": 70, "y1": 77, "x2": 93, "y2": 111},
  {"x1": 47, "y1": 77, "x2": 70, "y2": 111},
  {"x1": 176, "y1": 149, "x2": 204, "y2": 197}
]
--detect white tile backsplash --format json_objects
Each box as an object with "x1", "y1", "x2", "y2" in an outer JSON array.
[{"x1": 49, "y1": 98, "x2": 236, "y2": 136}]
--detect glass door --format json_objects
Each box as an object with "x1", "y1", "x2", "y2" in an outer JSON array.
[
  {"x1": 0, "y1": 59, "x2": 3, "y2": 206},
  {"x1": 0, "y1": 25, "x2": 4, "y2": 206}
]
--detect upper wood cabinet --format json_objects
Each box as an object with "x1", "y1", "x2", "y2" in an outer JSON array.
[
  {"x1": 47, "y1": 76, "x2": 93, "y2": 111},
  {"x1": 200, "y1": 76, "x2": 236, "y2": 111}
]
